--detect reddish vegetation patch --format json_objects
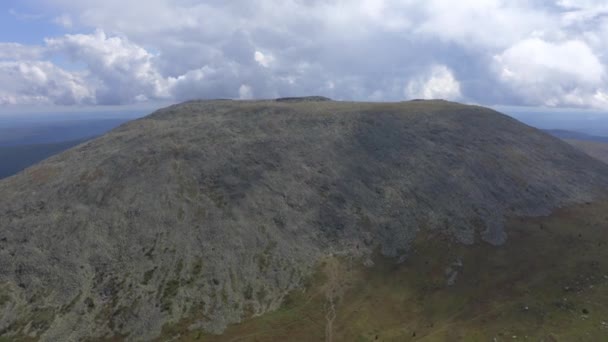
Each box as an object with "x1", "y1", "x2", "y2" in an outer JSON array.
[
  {"x1": 80, "y1": 168, "x2": 105, "y2": 183},
  {"x1": 28, "y1": 166, "x2": 59, "y2": 184}
]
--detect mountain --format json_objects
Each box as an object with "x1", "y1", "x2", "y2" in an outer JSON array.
[
  {"x1": 1, "y1": 99, "x2": 607, "y2": 341},
  {"x1": 0, "y1": 139, "x2": 91, "y2": 180}
]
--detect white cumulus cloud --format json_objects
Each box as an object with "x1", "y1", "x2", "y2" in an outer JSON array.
[
  {"x1": 406, "y1": 65, "x2": 462, "y2": 100},
  {"x1": 53, "y1": 14, "x2": 73, "y2": 29},
  {"x1": 254, "y1": 51, "x2": 274, "y2": 68},
  {"x1": 238, "y1": 84, "x2": 253, "y2": 100},
  {"x1": 494, "y1": 38, "x2": 607, "y2": 107},
  {"x1": 0, "y1": 61, "x2": 92, "y2": 105},
  {"x1": 1, "y1": 1, "x2": 608, "y2": 108},
  {"x1": 46, "y1": 30, "x2": 171, "y2": 104},
  {"x1": 0, "y1": 43, "x2": 45, "y2": 61}
]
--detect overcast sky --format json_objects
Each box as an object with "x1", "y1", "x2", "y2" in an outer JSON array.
[{"x1": 1, "y1": 0, "x2": 608, "y2": 110}]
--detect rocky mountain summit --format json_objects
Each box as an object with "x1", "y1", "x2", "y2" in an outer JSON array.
[{"x1": 1, "y1": 98, "x2": 607, "y2": 340}]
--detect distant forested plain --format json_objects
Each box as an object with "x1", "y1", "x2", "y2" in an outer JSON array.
[
  {"x1": 501, "y1": 108, "x2": 608, "y2": 137},
  {"x1": 0, "y1": 139, "x2": 90, "y2": 179},
  {"x1": 0, "y1": 117, "x2": 133, "y2": 179},
  {"x1": 0, "y1": 118, "x2": 129, "y2": 146}
]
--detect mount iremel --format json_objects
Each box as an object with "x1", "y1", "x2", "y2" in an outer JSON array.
[{"x1": 1, "y1": 98, "x2": 607, "y2": 341}]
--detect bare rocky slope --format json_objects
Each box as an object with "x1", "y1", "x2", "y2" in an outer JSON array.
[{"x1": 1, "y1": 98, "x2": 608, "y2": 341}]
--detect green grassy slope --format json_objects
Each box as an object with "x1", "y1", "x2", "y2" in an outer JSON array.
[{"x1": 161, "y1": 200, "x2": 608, "y2": 341}]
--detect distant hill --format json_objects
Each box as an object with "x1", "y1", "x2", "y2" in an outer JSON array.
[
  {"x1": 563, "y1": 139, "x2": 608, "y2": 164},
  {"x1": 1, "y1": 99, "x2": 608, "y2": 340},
  {"x1": 0, "y1": 138, "x2": 91, "y2": 180},
  {"x1": 504, "y1": 109, "x2": 608, "y2": 137},
  {"x1": 542, "y1": 129, "x2": 608, "y2": 164},
  {"x1": 543, "y1": 129, "x2": 608, "y2": 143}
]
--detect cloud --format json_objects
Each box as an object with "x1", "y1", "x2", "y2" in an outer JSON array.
[
  {"x1": 0, "y1": 30, "x2": 173, "y2": 106},
  {"x1": 494, "y1": 38, "x2": 607, "y2": 107},
  {"x1": 406, "y1": 65, "x2": 462, "y2": 100},
  {"x1": 238, "y1": 84, "x2": 253, "y2": 99},
  {"x1": 0, "y1": 61, "x2": 92, "y2": 105},
  {"x1": 167, "y1": 65, "x2": 241, "y2": 101},
  {"x1": 53, "y1": 14, "x2": 73, "y2": 29},
  {"x1": 416, "y1": 0, "x2": 554, "y2": 48},
  {"x1": 46, "y1": 30, "x2": 170, "y2": 104},
  {"x1": 254, "y1": 51, "x2": 274, "y2": 68},
  {"x1": 1, "y1": 1, "x2": 608, "y2": 108},
  {"x1": 8, "y1": 8, "x2": 45, "y2": 21},
  {"x1": 0, "y1": 43, "x2": 45, "y2": 60}
]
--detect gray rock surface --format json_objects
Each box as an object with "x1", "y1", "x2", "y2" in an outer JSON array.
[{"x1": 0, "y1": 99, "x2": 607, "y2": 340}]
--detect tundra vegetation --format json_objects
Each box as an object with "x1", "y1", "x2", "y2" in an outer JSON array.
[{"x1": 0, "y1": 98, "x2": 607, "y2": 341}]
